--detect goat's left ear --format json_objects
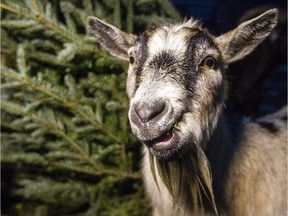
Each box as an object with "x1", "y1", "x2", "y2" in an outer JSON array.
[
  {"x1": 87, "y1": 16, "x2": 137, "y2": 61},
  {"x1": 215, "y1": 9, "x2": 278, "y2": 64}
]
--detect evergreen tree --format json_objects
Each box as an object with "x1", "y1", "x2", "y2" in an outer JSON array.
[{"x1": 0, "y1": 0, "x2": 181, "y2": 215}]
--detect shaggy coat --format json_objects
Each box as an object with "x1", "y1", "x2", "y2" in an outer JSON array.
[{"x1": 88, "y1": 9, "x2": 287, "y2": 216}]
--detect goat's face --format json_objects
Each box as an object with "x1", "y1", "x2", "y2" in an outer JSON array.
[
  {"x1": 88, "y1": 9, "x2": 278, "y2": 160},
  {"x1": 126, "y1": 24, "x2": 223, "y2": 159}
]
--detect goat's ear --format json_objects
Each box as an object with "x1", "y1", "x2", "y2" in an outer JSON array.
[
  {"x1": 87, "y1": 16, "x2": 137, "y2": 61},
  {"x1": 215, "y1": 9, "x2": 278, "y2": 64}
]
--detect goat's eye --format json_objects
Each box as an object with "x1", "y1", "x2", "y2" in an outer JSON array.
[
  {"x1": 128, "y1": 47, "x2": 137, "y2": 66},
  {"x1": 129, "y1": 54, "x2": 137, "y2": 65},
  {"x1": 201, "y1": 57, "x2": 218, "y2": 69},
  {"x1": 129, "y1": 56, "x2": 135, "y2": 64}
]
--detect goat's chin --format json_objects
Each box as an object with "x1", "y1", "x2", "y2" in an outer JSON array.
[{"x1": 144, "y1": 130, "x2": 192, "y2": 161}]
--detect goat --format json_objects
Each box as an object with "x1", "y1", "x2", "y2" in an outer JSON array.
[{"x1": 87, "y1": 9, "x2": 287, "y2": 216}]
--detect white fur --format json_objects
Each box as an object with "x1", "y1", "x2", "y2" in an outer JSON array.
[{"x1": 147, "y1": 19, "x2": 199, "y2": 61}]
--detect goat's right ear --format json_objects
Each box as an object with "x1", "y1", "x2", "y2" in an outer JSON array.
[{"x1": 87, "y1": 17, "x2": 137, "y2": 61}]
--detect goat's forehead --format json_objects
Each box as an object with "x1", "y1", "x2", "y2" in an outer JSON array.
[
  {"x1": 136, "y1": 20, "x2": 215, "y2": 60},
  {"x1": 147, "y1": 27, "x2": 190, "y2": 56}
]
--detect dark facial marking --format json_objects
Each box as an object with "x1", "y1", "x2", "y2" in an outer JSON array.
[
  {"x1": 133, "y1": 33, "x2": 149, "y2": 93},
  {"x1": 179, "y1": 30, "x2": 223, "y2": 114},
  {"x1": 185, "y1": 31, "x2": 217, "y2": 70},
  {"x1": 149, "y1": 51, "x2": 179, "y2": 71}
]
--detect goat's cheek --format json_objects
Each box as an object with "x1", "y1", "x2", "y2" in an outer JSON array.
[
  {"x1": 181, "y1": 112, "x2": 203, "y2": 142},
  {"x1": 199, "y1": 73, "x2": 222, "y2": 98},
  {"x1": 126, "y1": 69, "x2": 137, "y2": 100}
]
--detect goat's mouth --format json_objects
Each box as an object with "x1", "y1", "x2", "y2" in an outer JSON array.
[{"x1": 144, "y1": 126, "x2": 183, "y2": 159}]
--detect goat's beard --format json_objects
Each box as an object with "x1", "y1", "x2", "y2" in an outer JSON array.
[{"x1": 149, "y1": 139, "x2": 218, "y2": 215}]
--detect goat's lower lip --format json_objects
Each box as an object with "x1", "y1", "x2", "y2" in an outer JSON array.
[{"x1": 147, "y1": 131, "x2": 180, "y2": 152}]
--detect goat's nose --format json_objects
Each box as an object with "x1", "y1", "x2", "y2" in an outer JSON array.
[{"x1": 134, "y1": 101, "x2": 166, "y2": 123}]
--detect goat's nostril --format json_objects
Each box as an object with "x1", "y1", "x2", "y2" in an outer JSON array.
[{"x1": 134, "y1": 102, "x2": 166, "y2": 123}]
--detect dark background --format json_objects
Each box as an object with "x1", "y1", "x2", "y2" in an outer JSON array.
[{"x1": 172, "y1": 0, "x2": 286, "y2": 34}]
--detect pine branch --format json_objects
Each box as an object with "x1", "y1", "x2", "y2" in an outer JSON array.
[
  {"x1": 1, "y1": 100, "x2": 94, "y2": 165},
  {"x1": 49, "y1": 161, "x2": 141, "y2": 179},
  {"x1": 0, "y1": 2, "x2": 107, "y2": 57},
  {"x1": 1, "y1": 67, "x2": 124, "y2": 145},
  {"x1": 2, "y1": 152, "x2": 141, "y2": 180},
  {"x1": 29, "y1": 51, "x2": 74, "y2": 68}
]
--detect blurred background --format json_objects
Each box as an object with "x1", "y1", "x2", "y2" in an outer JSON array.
[{"x1": 1, "y1": 0, "x2": 286, "y2": 215}]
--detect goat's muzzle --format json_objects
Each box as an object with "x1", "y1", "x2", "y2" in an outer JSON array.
[
  {"x1": 129, "y1": 100, "x2": 182, "y2": 156},
  {"x1": 133, "y1": 101, "x2": 167, "y2": 124}
]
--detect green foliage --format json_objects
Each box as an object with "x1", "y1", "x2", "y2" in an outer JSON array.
[{"x1": 1, "y1": 0, "x2": 181, "y2": 215}]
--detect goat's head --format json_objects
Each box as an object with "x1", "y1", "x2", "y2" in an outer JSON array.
[{"x1": 88, "y1": 9, "x2": 278, "y2": 161}]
